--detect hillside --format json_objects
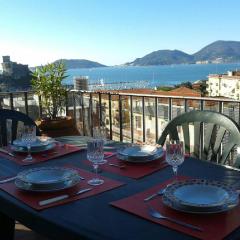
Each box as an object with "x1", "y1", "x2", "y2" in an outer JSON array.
[
  {"x1": 126, "y1": 40, "x2": 240, "y2": 66},
  {"x1": 126, "y1": 50, "x2": 194, "y2": 66},
  {"x1": 193, "y1": 40, "x2": 240, "y2": 62},
  {"x1": 54, "y1": 59, "x2": 107, "y2": 69}
]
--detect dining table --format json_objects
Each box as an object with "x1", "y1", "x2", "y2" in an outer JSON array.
[{"x1": 0, "y1": 141, "x2": 240, "y2": 240}]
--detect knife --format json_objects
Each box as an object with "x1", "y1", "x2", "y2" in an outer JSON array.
[
  {"x1": 39, "y1": 188, "x2": 93, "y2": 206},
  {"x1": 0, "y1": 176, "x2": 17, "y2": 183},
  {"x1": 0, "y1": 148, "x2": 15, "y2": 157},
  {"x1": 104, "y1": 152, "x2": 117, "y2": 159}
]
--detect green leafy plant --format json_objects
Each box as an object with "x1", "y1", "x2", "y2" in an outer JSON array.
[{"x1": 31, "y1": 61, "x2": 68, "y2": 120}]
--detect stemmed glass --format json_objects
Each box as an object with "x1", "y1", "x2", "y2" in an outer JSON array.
[
  {"x1": 93, "y1": 126, "x2": 108, "y2": 164},
  {"x1": 166, "y1": 140, "x2": 184, "y2": 181},
  {"x1": 22, "y1": 125, "x2": 36, "y2": 162},
  {"x1": 87, "y1": 139, "x2": 104, "y2": 186}
]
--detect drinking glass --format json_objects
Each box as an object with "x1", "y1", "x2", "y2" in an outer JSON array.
[
  {"x1": 93, "y1": 126, "x2": 108, "y2": 164},
  {"x1": 22, "y1": 125, "x2": 36, "y2": 162},
  {"x1": 166, "y1": 140, "x2": 184, "y2": 181},
  {"x1": 87, "y1": 139, "x2": 104, "y2": 186}
]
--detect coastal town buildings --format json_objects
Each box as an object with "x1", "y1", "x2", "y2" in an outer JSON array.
[{"x1": 207, "y1": 70, "x2": 240, "y2": 100}]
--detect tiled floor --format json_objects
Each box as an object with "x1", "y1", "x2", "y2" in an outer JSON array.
[{"x1": 15, "y1": 223, "x2": 49, "y2": 240}]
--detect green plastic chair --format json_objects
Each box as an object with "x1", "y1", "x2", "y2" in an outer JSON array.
[{"x1": 158, "y1": 110, "x2": 240, "y2": 167}]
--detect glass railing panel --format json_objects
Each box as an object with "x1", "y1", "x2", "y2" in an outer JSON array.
[
  {"x1": 132, "y1": 96, "x2": 143, "y2": 143},
  {"x1": 121, "y1": 96, "x2": 131, "y2": 143},
  {"x1": 27, "y1": 93, "x2": 40, "y2": 121},
  {"x1": 203, "y1": 100, "x2": 219, "y2": 112},
  {"x1": 157, "y1": 98, "x2": 169, "y2": 140},
  {"x1": 222, "y1": 102, "x2": 239, "y2": 124},
  {"x1": 110, "y1": 94, "x2": 120, "y2": 141},
  {"x1": 171, "y1": 98, "x2": 185, "y2": 119},
  {"x1": 187, "y1": 100, "x2": 201, "y2": 111},
  {"x1": 0, "y1": 93, "x2": 12, "y2": 110},
  {"x1": 144, "y1": 97, "x2": 156, "y2": 144}
]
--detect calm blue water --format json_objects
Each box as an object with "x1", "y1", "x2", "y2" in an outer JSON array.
[{"x1": 63, "y1": 63, "x2": 240, "y2": 89}]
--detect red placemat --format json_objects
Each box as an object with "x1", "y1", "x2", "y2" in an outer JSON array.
[
  {"x1": 111, "y1": 177, "x2": 240, "y2": 240},
  {"x1": 0, "y1": 168, "x2": 124, "y2": 210},
  {"x1": 84, "y1": 152, "x2": 168, "y2": 179},
  {"x1": 0, "y1": 144, "x2": 81, "y2": 165}
]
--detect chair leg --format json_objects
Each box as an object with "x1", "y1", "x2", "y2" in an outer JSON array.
[{"x1": 0, "y1": 212, "x2": 15, "y2": 240}]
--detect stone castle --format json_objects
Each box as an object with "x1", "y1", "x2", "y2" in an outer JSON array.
[{"x1": 0, "y1": 56, "x2": 31, "y2": 91}]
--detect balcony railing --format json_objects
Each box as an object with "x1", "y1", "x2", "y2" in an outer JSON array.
[{"x1": 2, "y1": 90, "x2": 240, "y2": 145}]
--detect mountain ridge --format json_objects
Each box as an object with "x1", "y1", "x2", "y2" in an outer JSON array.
[
  {"x1": 53, "y1": 59, "x2": 107, "y2": 69},
  {"x1": 126, "y1": 40, "x2": 240, "y2": 66},
  {"x1": 31, "y1": 59, "x2": 107, "y2": 70}
]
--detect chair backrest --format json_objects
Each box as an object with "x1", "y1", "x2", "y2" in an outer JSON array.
[
  {"x1": 158, "y1": 110, "x2": 240, "y2": 167},
  {"x1": 0, "y1": 109, "x2": 40, "y2": 146}
]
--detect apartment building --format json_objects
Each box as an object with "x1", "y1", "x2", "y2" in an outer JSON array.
[{"x1": 207, "y1": 71, "x2": 240, "y2": 100}]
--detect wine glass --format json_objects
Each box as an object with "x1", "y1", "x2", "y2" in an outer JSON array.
[
  {"x1": 87, "y1": 139, "x2": 104, "y2": 186},
  {"x1": 22, "y1": 125, "x2": 36, "y2": 162},
  {"x1": 166, "y1": 140, "x2": 184, "y2": 181},
  {"x1": 93, "y1": 126, "x2": 108, "y2": 164}
]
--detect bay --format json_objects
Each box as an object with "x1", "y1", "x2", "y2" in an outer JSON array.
[{"x1": 63, "y1": 63, "x2": 240, "y2": 90}]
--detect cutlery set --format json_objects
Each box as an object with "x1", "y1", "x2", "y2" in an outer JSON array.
[
  {"x1": 148, "y1": 205, "x2": 203, "y2": 232},
  {"x1": 39, "y1": 187, "x2": 93, "y2": 206}
]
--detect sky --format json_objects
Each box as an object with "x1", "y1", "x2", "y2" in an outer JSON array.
[{"x1": 0, "y1": 0, "x2": 239, "y2": 67}]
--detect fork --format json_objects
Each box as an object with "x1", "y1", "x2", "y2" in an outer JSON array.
[
  {"x1": 144, "y1": 188, "x2": 165, "y2": 201},
  {"x1": 148, "y1": 205, "x2": 203, "y2": 232}
]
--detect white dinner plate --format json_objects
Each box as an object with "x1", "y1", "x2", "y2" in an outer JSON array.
[
  {"x1": 163, "y1": 179, "x2": 239, "y2": 213},
  {"x1": 117, "y1": 145, "x2": 164, "y2": 163},
  {"x1": 15, "y1": 167, "x2": 81, "y2": 192},
  {"x1": 13, "y1": 136, "x2": 54, "y2": 148},
  {"x1": 118, "y1": 145, "x2": 158, "y2": 157},
  {"x1": 11, "y1": 142, "x2": 56, "y2": 153}
]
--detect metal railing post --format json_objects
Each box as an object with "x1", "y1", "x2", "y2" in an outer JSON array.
[
  {"x1": 218, "y1": 101, "x2": 223, "y2": 114},
  {"x1": 142, "y1": 96, "x2": 145, "y2": 142},
  {"x1": 108, "y1": 93, "x2": 112, "y2": 140},
  {"x1": 24, "y1": 92, "x2": 29, "y2": 116},
  {"x1": 38, "y1": 95, "x2": 43, "y2": 118},
  {"x1": 99, "y1": 92, "x2": 102, "y2": 126},
  {"x1": 65, "y1": 92, "x2": 69, "y2": 116},
  {"x1": 168, "y1": 98, "x2": 172, "y2": 121},
  {"x1": 155, "y1": 97, "x2": 158, "y2": 143},
  {"x1": 184, "y1": 99, "x2": 188, "y2": 112},
  {"x1": 81, "y1": 92, "x2": 85, "y2": 135},
  {"x1": 130, "y1": 95, "x2": 134, "y2": 143},
  {"x1": 73, "y1": 92, "x2": 77, "y2": 126},
  {"x1": 119, "y1": 95, "x2": 123, "y2": 142},
  {"x1": 9, "y1": 93, "x2": 14, "y2": 110},
  {"x1": 89, "y1": 93, "x2": 93, "y2": 137}
]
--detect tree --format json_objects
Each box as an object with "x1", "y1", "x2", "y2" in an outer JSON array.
[{"x1": 31, "y1": 61, "x2": 68, "y2": 120}]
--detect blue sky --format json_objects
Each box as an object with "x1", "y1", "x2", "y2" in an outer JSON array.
[{"x1": 0, "y1": 0, "x2": 239, "y2": 66}]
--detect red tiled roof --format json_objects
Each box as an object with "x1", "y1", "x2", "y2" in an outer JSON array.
[{"x1": 102, "y1": 87, "x2": 201, "y2": 98}]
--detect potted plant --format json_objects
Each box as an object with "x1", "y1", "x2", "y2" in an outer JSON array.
[{"x1": 32, "y1": 61, "x2": 77, "y2": 136}]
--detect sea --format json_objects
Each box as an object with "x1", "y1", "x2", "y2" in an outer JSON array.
[{"x1": 63, "y1": 63, "x2": 240, "y2": 90}]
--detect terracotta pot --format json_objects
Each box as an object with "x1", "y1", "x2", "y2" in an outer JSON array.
[
  {"x1": 35, "y1": 116, "x2": 79, "y2": 137},
  {"x1": 36, "y1": 116, "x2": 74, "y2": 131}
]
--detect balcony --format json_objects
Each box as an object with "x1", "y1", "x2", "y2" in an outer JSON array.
[
  {"x1": 1, "y1": 89, "x2": 240, "y2": 143},
  {"x1": 1, "y1": 89, "x2": 240, "y2": 240}
]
